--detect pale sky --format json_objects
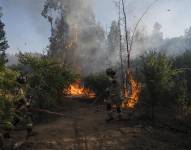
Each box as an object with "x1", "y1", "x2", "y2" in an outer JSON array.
[{"x1": 0, "y1": 0, "x2": 191, "y2": 54}]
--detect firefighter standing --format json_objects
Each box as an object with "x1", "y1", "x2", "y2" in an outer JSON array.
[
  {"x1": 105, "y1": 68, "x2": 122, "y2": 122},
  {"x1": 14, "y1": 73, "x2": 33, "y2": 139}
]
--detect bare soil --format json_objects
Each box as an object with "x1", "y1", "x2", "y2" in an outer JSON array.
[{"x1": 8, "y1": 97, "x2": 191, "y2": 150}]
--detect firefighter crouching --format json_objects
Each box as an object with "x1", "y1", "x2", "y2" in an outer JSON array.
[{"x1": 105, "y1": 68, "x2": 123, "y2": 122}]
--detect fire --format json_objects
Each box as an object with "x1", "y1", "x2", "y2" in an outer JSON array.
[
  {"x1": 122, "y1": 72, "x2": 141, "y2": 109},
  {"x1": 66, "y1": 80, "x2": 96, "y2": 98}
]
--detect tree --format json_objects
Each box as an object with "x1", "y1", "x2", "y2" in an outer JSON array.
[
  {"x1": 174, "y1": 50, "x2": 191, "y2": 106},
  {"x1": 42, "y1": 1, "x2": 69, "y2": 62},
  {"x1": 116, "y1": 0, "x2": 159, "y2": 99},
  {"x1": 107, "y1": 21, "x2": 120, "y2": 55},
  {"x1": 184, "y1": 27, "x2": 191, "y2": 38},
  {"x1": 150, "y1": 22, "x2": 163, "y2": 48},
  {"x1": 141, "y1": 51, "x2": 179, "y2": 121},
  {"x1": 49, "y1": 14, "x2": 69, "y2": 61},
  {"x1": 120, "y1": 0, "x2": 159, "y2": 70},
  {"x1": 42, "y1": 0, "x2": 106, "y2": 74},
  {"x1": 0, "y1": 7, "x2": 8, "y2": 68}
]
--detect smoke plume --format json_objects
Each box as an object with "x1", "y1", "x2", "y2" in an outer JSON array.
[{"x1": 42, "y1": 0, "x2": 107, "y2": 75}]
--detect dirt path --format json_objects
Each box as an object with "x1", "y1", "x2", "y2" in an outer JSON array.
[{"x1": 12, "y1": 98, "x2": 191, "y2": 150}]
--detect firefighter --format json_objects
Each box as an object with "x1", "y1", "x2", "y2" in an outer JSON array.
[
  {"x1": 25, "y1": 95, "x2": 33, "y2": 139},
  {"x1": 14, "y1": 73, "x2": 33, "y2": 139},
  {"x1": 105, "y1": 68, "x2": 122, "y2": 122}
]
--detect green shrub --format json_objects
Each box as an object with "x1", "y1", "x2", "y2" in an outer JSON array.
[
  {"x1": 18, "y1": 53, "x2": 77, "y2": 109},
  {"x1": 0, "y1": 68, "x2": 17, "y2": 124},
  {"x1": 141, "y1": 51, "x2": 182, "y2": 120},
  {"x1": 84, "y1": 73, "x2": 110, "y2": 97}
]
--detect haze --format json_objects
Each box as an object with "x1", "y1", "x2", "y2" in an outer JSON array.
[{"x1": 0, "y1": 0, "x2": 191, "y2": 53}]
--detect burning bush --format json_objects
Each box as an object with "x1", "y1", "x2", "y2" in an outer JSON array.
[
  {"x1": 122, "y1": 71, "x2": 142, "y2": 109},
  {"x1": 64, "y1": 80, "x2": 96, "y2": 98}
]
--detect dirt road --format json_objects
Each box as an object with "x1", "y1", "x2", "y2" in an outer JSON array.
[{"x1": 11, "y1": 98, "x2": 191, "y2": 150}]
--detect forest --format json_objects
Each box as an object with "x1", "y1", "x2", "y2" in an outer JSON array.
[{"x1": 0, "y1": 0, "x2": 191, "y2": 149}]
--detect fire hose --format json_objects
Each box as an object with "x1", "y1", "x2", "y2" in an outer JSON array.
[
  {"x1": 29, "y1": 108, "x2": 81, "y2": 120},
  {"x1": 29, "y1": 108, "x2": 66, "y2": 117}
]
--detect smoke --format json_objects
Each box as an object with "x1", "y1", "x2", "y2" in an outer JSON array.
[
  {"x1": 131, "y1": 22, "x2": 191, "y2": 57},
  {"x1": 42, "y1": 0, "x2": 191, "y2": 75},
  {"x1": 42, "y1": 0, "x2": 108, "y2": 75},
  {"x1": 3, "y1": 0, "x2": 191, "y2": 72}
]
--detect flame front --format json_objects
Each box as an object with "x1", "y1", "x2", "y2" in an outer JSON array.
[
  {"x1": 122, "y1": 72, "x2": 141, "y2": 109},
  {"x1": 66, "y1": 80, "x2": 96, "y2": 98}
]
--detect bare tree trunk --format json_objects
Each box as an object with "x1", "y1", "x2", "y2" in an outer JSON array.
[
  {"x1": 121, "y1": 0, "x2": 131, "y2": 94},
  {"x1": 118, "y1": 0, "x2": 125, "y2": 95},
  {"x1": 121, "y1": 0, "x2": 130, "y2": 70}
]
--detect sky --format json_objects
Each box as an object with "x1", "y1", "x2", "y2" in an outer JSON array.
[{"x1": 0, "y1": 0, "x2": 191, "y2": 54}]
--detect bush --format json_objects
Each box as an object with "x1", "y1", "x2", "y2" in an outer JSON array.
[
  {"x1": 84, "y1": 73, "x2": 110, "y2": 98},
  {"x1": 0, "y1": 68, "x2": 18, "y2": 124},
  {"x1": 141, "y1": 51, "x2": 182, "y2": 120},
  {"x1": 174, "y1": 50, "x2": 191, "y2": 105},
  {"x1": 18, "y1": 53, "x2": 77, "y2": 110}
]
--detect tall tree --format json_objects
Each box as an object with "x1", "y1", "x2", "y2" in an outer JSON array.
[
  {"x1": 150, "y1": 22, "x2": 163, "y2": 48},
  {"x1": 42, "y1": 1, "x2": 69, "y2": 62},
  {"x1": 107, "y1": 21, "x2": 120, "y2": 56},
  {"x1": 142, "y1": 51, "x2": 179, "y2": 121},
  {"x1": 0, "y1": 7, "x2": 8, "y2": 68}
]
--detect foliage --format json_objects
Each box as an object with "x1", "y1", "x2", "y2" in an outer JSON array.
[
  {"x1": 141, "y1": 51, "x2": 183, "y2": 120},
  {"x1": 107, "y1": 21, "x2": 120, "y2": 55},
  {"x1": 0, "y1": 68, "x2": 18, "y2": 93},
  {"x1": 142, "y1": 51, "x2": 179, "y2": 101},
  {"x1": 18, "y1": 53, "x2": 77, "y2": 109},
  {"x1": 0, "y1": 8, "x2": 8, "y2": 68},
  {"x1": 174, "y1": 50, "x2": 191, "y2": 106},
  {"x1": 174, "y1": 50, "x2": 191, "y2": 94},
  {"x1": 84, "y1": 73, "x2": 110, "y2": 97},
  {"x1": 0, "y1": 68, "x2": 18, "y2": 124},
  {"x1": 0, "y1": 97, "x2": 13, "y2": 123}
]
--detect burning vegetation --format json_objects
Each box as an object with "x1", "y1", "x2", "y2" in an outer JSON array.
[
  {"x1": 65, "y1": 80, "x2": 96, "y2": 98},
  {"x1": 1, "y1": 0, "x2": 191, "y2": 149},
  {"x1": 64, "y1": 72, "x2": 141, "y2": 109},
  {"x1": 123, "y1": 72, "x2": 141, "y2": 109}
]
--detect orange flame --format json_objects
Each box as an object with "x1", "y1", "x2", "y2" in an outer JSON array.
[
  {"x1": 66, "y1": 80, "x2": 96, "y2": 98},
  {"x1": 122, "y1": 72, "x2": 141, "y2": 109}
]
